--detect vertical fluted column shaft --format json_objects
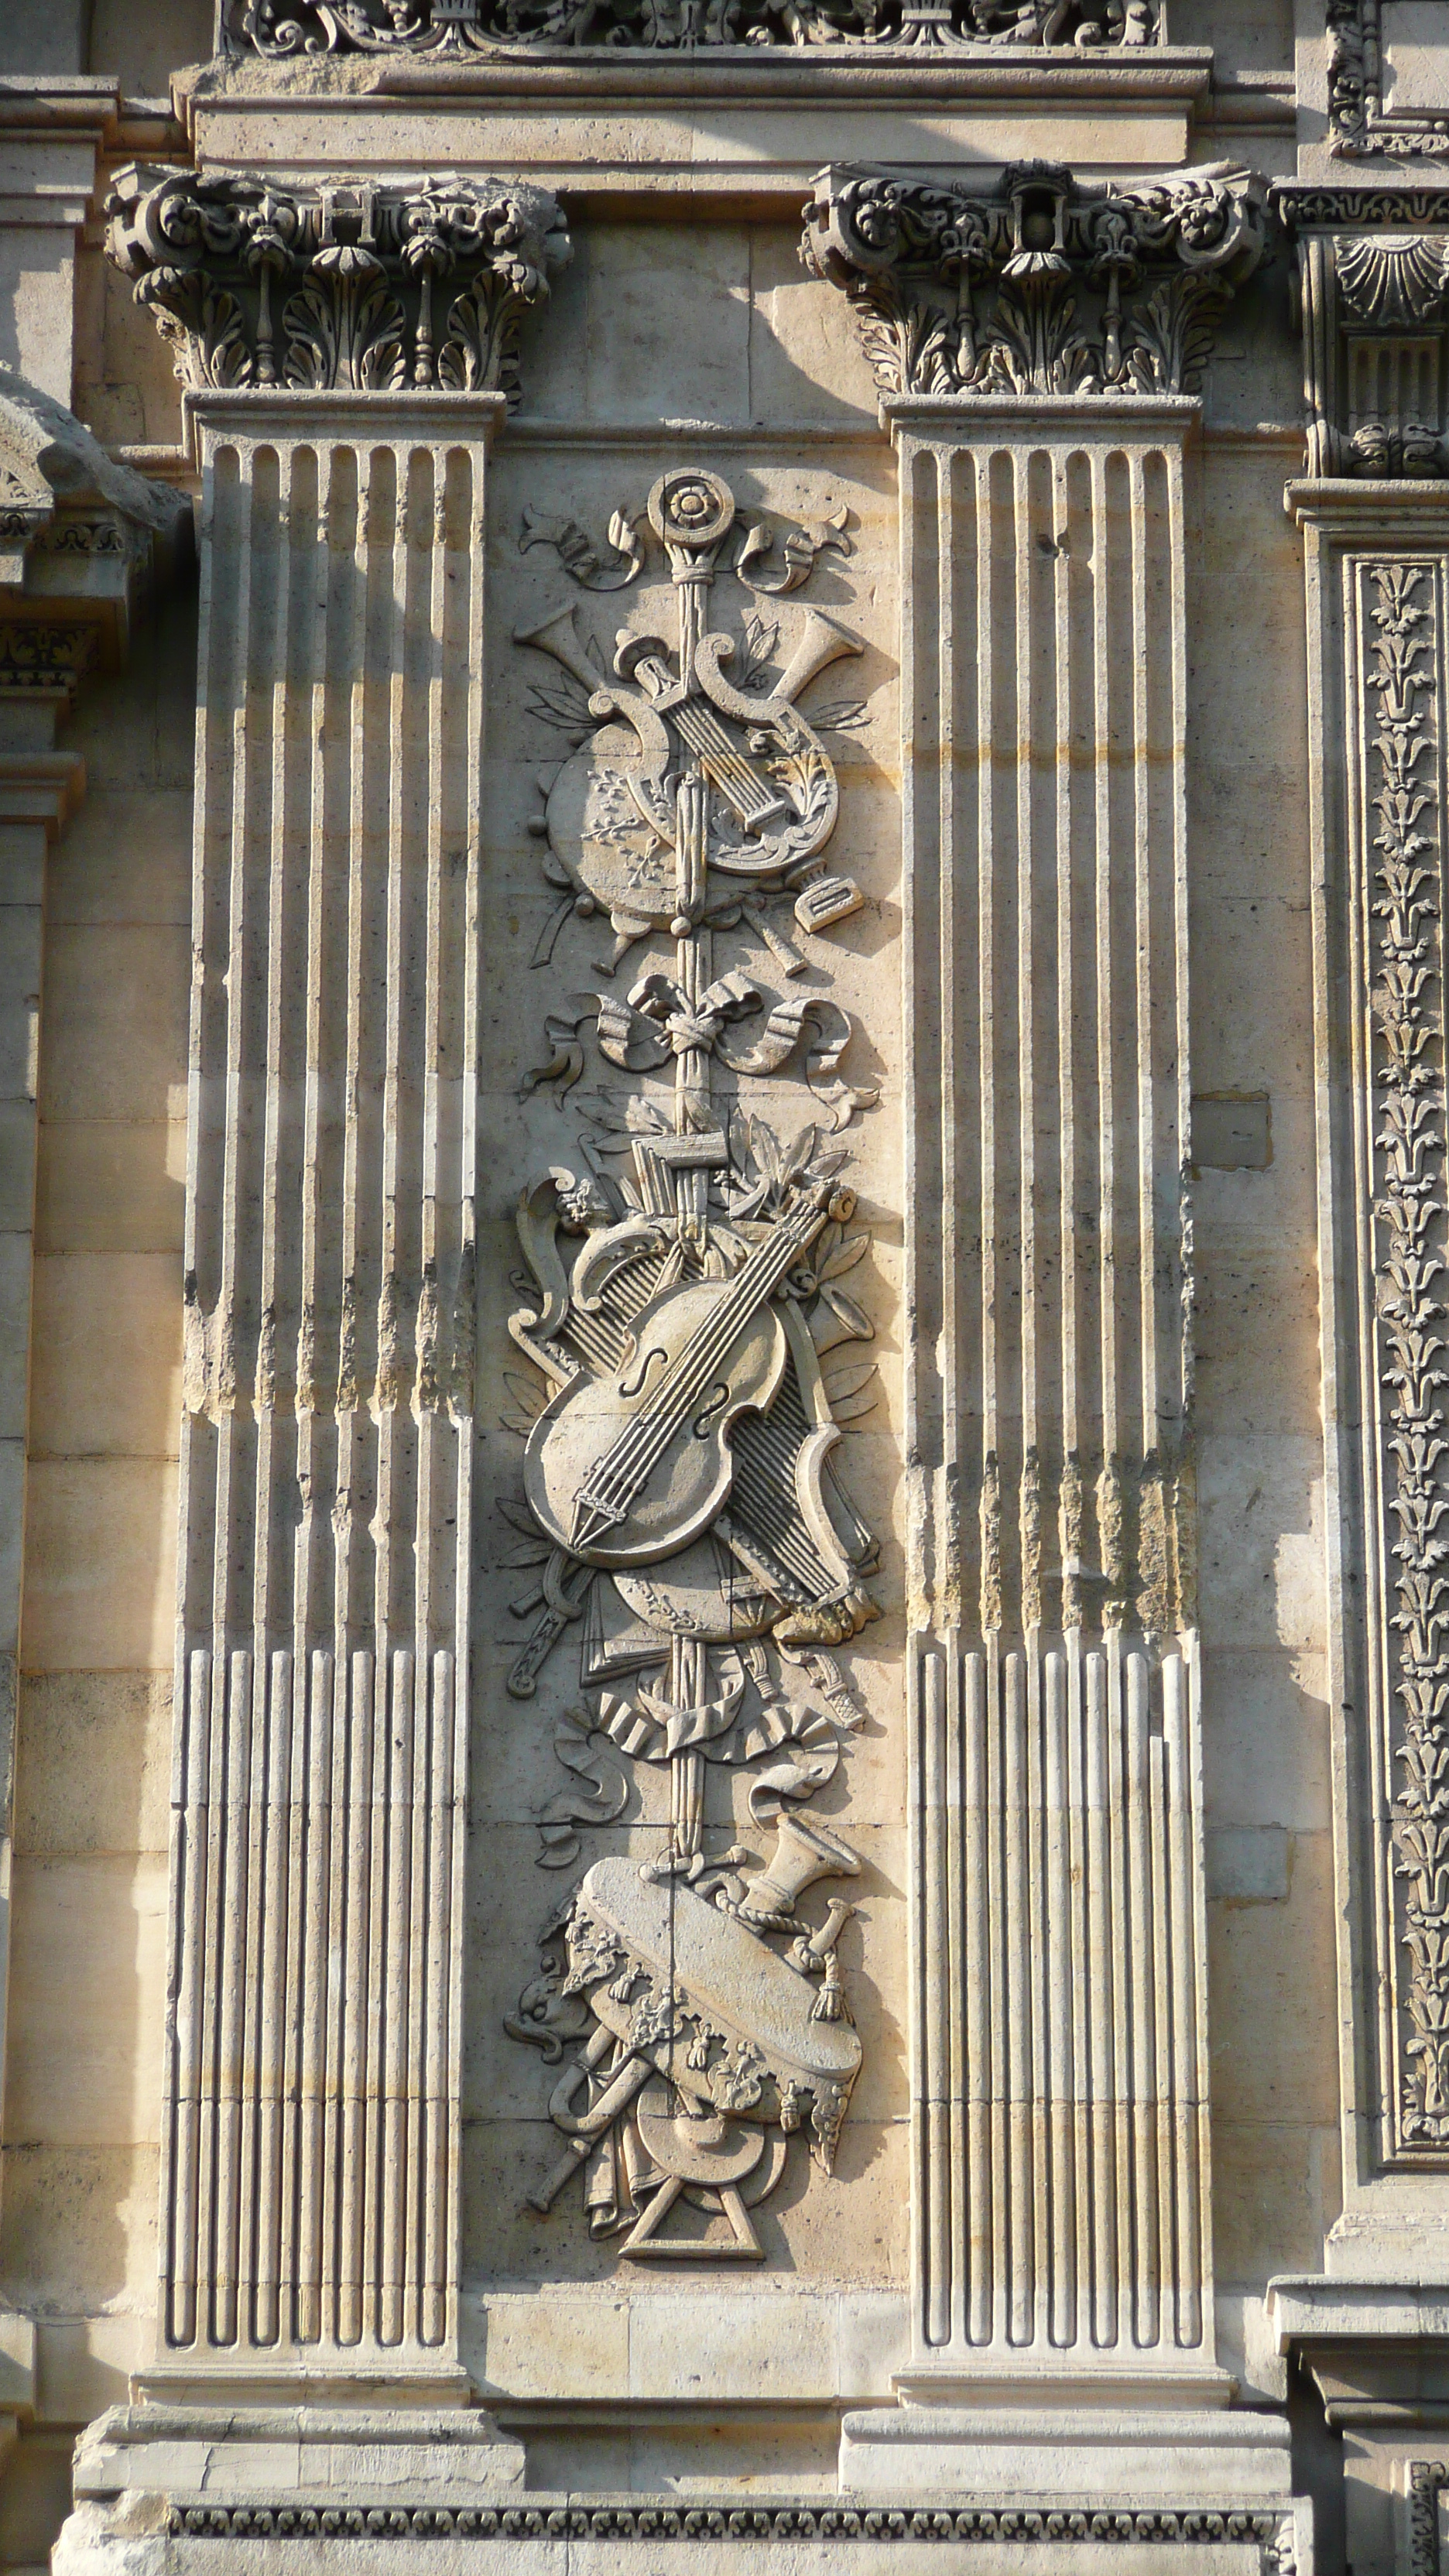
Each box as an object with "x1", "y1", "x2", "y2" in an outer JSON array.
[
  {"x1": 163, "y1": 391, "x2": 499, "y2": 2373},
  {"x1": 892, "y1": 397, "x2": 1213, "y2": 2374}
]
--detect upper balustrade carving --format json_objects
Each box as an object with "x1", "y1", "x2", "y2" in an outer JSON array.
[
  {"x1": 802, "y1": 160, "x2": 1266, "y2": 399},
  {"x1": 221, "y1": 0, "x2": 1156, "y2": 52},
  {"x1": 104, "y1": 167, "x2": 570, "y2": 406}
]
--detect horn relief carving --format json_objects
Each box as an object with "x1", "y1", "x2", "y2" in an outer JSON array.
[{"x1": 499, "y1": 465, "x2": 885, "y2": 2263}]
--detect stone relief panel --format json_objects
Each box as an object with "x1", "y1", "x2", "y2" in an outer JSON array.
[
  {"x1": 478, "y1": 454, "x2": 899, "y2": 2273},
  {"x1": 221, "y1": 0, "x2": 1157, "y2": 52}
]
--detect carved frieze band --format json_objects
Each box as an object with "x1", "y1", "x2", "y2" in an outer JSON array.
[
  {"x1": 803, "y1": 162, "x2": 1264, "y2": 399},
  {"x1": 221, "y1": 0, "x2": 1157, "y2": 57},
  {"x1": 106, "y1": 168, "x2": 570, "y2": 407},
  {"x1": 164, "y1": 2503, "x2": 1300, "y2": 2561}
]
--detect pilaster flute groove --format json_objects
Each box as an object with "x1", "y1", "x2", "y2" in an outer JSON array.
[
  {"x1": 892, "y1": 397, "x2": 1213, "y2": 2376},
  {"x1": 157, "y1": 396, "x2": 504, "y2": 2382}
]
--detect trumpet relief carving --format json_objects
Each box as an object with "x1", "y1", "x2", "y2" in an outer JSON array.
[{"x1": 502, "y1": 467, "x2": 880, "y2": 2263}]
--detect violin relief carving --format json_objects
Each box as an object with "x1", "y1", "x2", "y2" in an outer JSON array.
[{"x1": 502, "y1": 467, "x2": 882, "y2": 2262}]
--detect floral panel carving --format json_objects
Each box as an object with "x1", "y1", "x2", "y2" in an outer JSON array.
[
  {"x1": 502, "y1": 467, "x2": 882, "y2": 2263},
  {"x1": 104, "y1": 167, "x2": 570, "y2": 407},
  {"x1": 1354, "y1": 557, "x2": 1449, "y2": 2155},
  {"x1": 802, "y1": 160, "x2": 1265, "y2": 398},
  {"x1": 222, "y1": 0, "x2": 1157, "y2": 55}
]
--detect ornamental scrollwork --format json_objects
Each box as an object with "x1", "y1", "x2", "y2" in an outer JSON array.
[
  {"x1": 502, "y1": 467, "x2": 880, "y2": 2262},
  {"x1": 104, "y1": 167, "x2": 570, "y2": 407},
  {"x1": 1359, "y1": 561, "x2": 1449, "y2": 2152},
  {"x1": 221, "y1": 0, "x2": 1156, "y2": 53},
  {"x1": 1328, "y1": 0, "x2": 1449, "y2": 162},
  {"x1": 802, "y1": 160, "x2": 1266, "y2": 398}
]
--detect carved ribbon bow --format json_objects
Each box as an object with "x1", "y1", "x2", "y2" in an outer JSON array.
[{"x1": 596, "y1": 968, "x2": 807, "y2": 1074}]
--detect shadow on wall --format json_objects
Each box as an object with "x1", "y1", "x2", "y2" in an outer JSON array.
[{"x1": 0, "y1": 575, "x2": 196, "y2": 2430}]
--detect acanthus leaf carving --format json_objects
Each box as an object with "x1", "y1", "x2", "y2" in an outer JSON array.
[
  {"x1": 803, "y1": 160, "x2": 1266, "y2": 398},
  {"x1": 502, "y1": 466, "x2": 879, "y2": 2264},
  {"x1": 104, "y1": 166, "x2": 570, "y2": 406}
]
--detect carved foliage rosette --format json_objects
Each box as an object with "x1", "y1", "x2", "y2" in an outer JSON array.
[{"x1": 502, "y1": 468, "x2": 881, "y2": 2260}]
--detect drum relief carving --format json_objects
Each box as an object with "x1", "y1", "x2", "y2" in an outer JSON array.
[{"x1": 501, "y1": 467, "x2": 880, "y2": 2261}]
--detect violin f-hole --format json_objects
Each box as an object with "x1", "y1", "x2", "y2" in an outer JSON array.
[
  {"x1": 692, "y1": 1380, "x2": 732, "y2": 1440},
  {"x1": 618, "y1": 1342, "x2": 670, "y2": 1401}
]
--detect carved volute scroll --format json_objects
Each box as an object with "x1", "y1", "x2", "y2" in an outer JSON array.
[
  {"x1": 803, "y1": 160, "x2": 1266, "y2": 402},
  {"x1": 221, "y1": 0, "x2": 1159, "y2": 56},
  {"x1": 501, "y1": 468, "x2": 881, "y2": 2263}
]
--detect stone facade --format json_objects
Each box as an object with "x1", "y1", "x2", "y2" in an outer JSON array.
[{"x1": 0, "y1": 3, "x2": 1447, "y2": 2576}]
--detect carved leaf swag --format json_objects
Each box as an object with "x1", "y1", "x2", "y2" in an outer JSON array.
[
  {"x1": 803, "y1": 160, "x2": 1266, "y2": 399},
  {"x1": 223, "y1": 0, "x2": 1156, "y2": 55},
  {"x1": 104, "y1": 167, "x2": 570, "y2": 406},
  {"x1": 1363, "y1": 561, "x2": 1449, "y2": 2149}
]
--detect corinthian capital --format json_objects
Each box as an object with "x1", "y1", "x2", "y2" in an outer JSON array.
[
  {"x1": 104, "y1": 166, "x2": 571, "y2": 407},
  {"x1": 803, "y1": 159, "x2": 1266, "y2": 400}
]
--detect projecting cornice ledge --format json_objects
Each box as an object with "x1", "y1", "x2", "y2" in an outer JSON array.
[
  {"x1": 802, "y1": 159, "x2": 1266, "y2": 401},
  {"x1": 0, "y1": 372, "x2": 189, "y2": 712}
]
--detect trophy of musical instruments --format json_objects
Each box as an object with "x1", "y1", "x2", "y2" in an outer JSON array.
[{"x1": 502, "y1": 467, "x2": 879, "y2": 2262}]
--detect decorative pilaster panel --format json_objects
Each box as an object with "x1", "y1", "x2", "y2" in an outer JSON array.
[
  {"x1": 104, "y1": 164, "x2": 570, "y2": 2379},
  {"x1": 807, "y1": 160, "x2": 1263, "y2": 2381},
  {"x1": 1277, "y1": 188, "x2": 1449, "y2": 2212},
  {"x1": 165, "y1": 391, "x2": 499, "y2": 2373},
  {"x1": 889, "y1": 396, "x2": 1211, "y2": 2372}
]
